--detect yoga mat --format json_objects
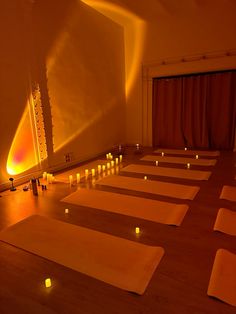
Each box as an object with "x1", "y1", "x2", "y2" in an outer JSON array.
[
  {"x1": 141, "y1": 155, "x2": 217, "y2": 166},
  {"x1": 220, "y1": 186, "x2": 236, "y2": 202},
  {"x1": 96, "y1": 175, "x2": 199, "y2": 200},
  {"x1": 61, "y1": 188, "x2": 189, "y2": 226},
  {"x1": 121, "y1": 164, "x2": 211, "y2": 181},
  {"x1": 213, "y1": 208, "x2": 236, "y2": 236},
  {"x1": 207, "y1": 249, "x2": 236, "y2": 307},
  {"x1": 0, "y1": 215, "x2": 164, "y2": 295},
  {"x1": 154, "y1": 148, "x2": 220, "y2": 157}
]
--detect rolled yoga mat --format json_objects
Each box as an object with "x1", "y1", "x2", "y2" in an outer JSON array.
[
  {"x1": 213, "y1": 208, "x2": 236, "y2": 236},
  {"x1": 141, "y1": 155, "x2": 217, "y2": 166},
  {"x1": 219, "y1": 186, "x2": 236, "y2": 202},
  {"x1": 154, "y1": 148, "x2": 220, "y2": 157},
  {"x1": 96, "y1": 175, "x2": 200, "y2": 200},
  {"x1": 121, "y1": 164, "x2": 211, "y2": 181},
  {"x1": 0, "y1": 215, "x2": 164, "y2": 295},
  {"x1": 61, "y1": 188, "x2": 189, "y2": 226},
  {"x1": 207, "y1": 249, "x2": 236, "y2": 307}
]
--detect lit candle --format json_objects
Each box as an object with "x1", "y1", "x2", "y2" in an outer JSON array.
[
  {"x1": 107, "y1": 162, "x2": 110, "y2": 169},
  {"x1": 91, "y1": 168, "x2": 95, "y2": 176},
  {"x1": 69, "y1": 175, "x2": 73, "y2": 186},
  {"x1": 45, "y1": 278, "x2": 52, "y2": 288},
  {"x1": 115, "y1": 157, "x2": 119, "y2": 165},
  {"x1": 76, "y1": 173, "x2": 80, "y2": 183},
  {"x1": 97, "y1": 165, "x2": 101, "y2": 174},
  {"x1": 184, "y1": 147, "x2": 187, "y2": 151},
  {"x1": 136, "y1": 143, "x2": 140, "y2": 150},
  {"x1": 161, "y1": 152, "x2": 164, "y2": 156},
  {"x1": 144, "y1": 176, "x2": 147, "y2": 180},
  {"x1": 102, "y1": 165, "x2": 106, "y2": 171},
  {"x1": 196, "y1": 155, "x2": 199, "y2": 159},
  {"x1": 135, "y1": 227, "x2": 140, "y2": 234},
  {"x1": 85, "y1": 169, "x2": 89, "y2": 179},
  {"x1": 109, "y1": 154, "x2": 113, "y2": 160},
  {"x1": 155, "y1": 161, "x2": 159, "y2": 166},
  {"x1": 65, "y1": 208, "x2": 69, "y2": 214},
  {"x1": 187, "y1": 163, "x2": 190, "y2": 169},
  {"x1": 111, "y1": 160, "x2": 114, "y2": 168},
  {"x1": 119, "y1": 155, "x2": 123, "y2": 162},
  {"x1": 106, "y1": 153, "x2": 109, "y2": 160}
]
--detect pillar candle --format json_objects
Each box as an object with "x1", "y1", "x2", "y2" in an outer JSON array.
[
  {"x1": 119, "y1": 155, "x2": 123, "y2": 162},
  {"x1": 107, "y1": 162, "x2": 110, "y2": 169},
  {"x1": 91, "y1": 168, "x2": 95, "y2": 176},
  {"x1": 65, "y1": 208, "x2": 69, "y2": 214},
  {"x1": 111, "y1": 160, "x2": 114, "y2": 168},
  {"x1": 115, "y1": 157, "x2": 119, "y2": 165},
  {"x1": 187, "y1": 163, "x2": 190, "y2": 169},
  {"x1": 161, "y1": 152, "x2": 164, "y2": 156},
  {"x1": 144, "y1": 176, "x2": 147, "y2": 180},
  {"x1": 155, "y1": 161, "x2": 159, "y2": 166},
  {"x1": 135, "y1": 227, "x2": 140, "y2": 234},
  {"x1": 196, "y1": 155, "x2": 199, "y2": 159},
  {"x1": 85, "y1": 169, "x2": 89, "y2": 179},
  {"x1": 97, "y1": 165, "x2": 101, "y2": 174},
  {"x1": 102, "y1": 165, "x2": 106, "y2": 171},
  {"x1": 76, "y1": 173, "x2": 80, "y2": 183}
]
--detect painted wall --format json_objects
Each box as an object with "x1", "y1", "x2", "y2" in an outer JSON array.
[{"x1": 0, "y1": 0, "x2": 125, "y2": 190}]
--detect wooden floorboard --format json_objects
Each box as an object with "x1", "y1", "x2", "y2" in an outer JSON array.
[{"x1": 0, "y1": 147, "x2": 236, "y2": 314}]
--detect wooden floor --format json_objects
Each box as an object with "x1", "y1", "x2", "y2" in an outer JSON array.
[{"x1": 0, "y1": 147, "x2": 236, "y2": 314}]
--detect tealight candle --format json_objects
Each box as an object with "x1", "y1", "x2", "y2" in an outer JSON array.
[
  {"x1": 135, "y1": 227, "x2": 140, "y2": 234},
  {"x1": 119, "y1": 155, "x2": 123, "y2": 162},
  {"x1": 161, "y1": 152, "x2": 164, "y2": 156},
  {"x1": 76, "y1": 173, "x2": 80, "y2": 183},
  {"x1": 45, "y1": 278, "x2": 52, "y2": 288},
  {"x1": 155, "y1": 161, "x2": 159, "y2": 166},
  {"x1": 115, "y1": 157, "x2": 119, "y2": 165},
  {"x1": 196, "y1": 155, "x2": 199, "y2": 159},
  {"x1": 69, "y1": 175, "x2": 73, "y2": 186},
  {"x1": 91, "y1": 168, "x2": 95, "y2": 176},
  {"x1": 187, "y1": 163, "x2": 190, "y2": 169},
  {"x1": 65, "y1": 208, "x2": 69, "y2": 214},
  {"x1": 97, "y1": 165, "x2": 101, "y2": 174},
  {"x1": 144, "y1": 176, "x2": 147, "y2": 180}
]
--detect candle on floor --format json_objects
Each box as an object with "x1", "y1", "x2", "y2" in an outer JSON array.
[
  {"x1": 98, "y1": 165, "x2": 101, "y2": 174},
  {"x1": 110, "y1": 154, "x2": 113, "y2": 160},
  {"x1": 107, "y1": 162, "x2": 110, "y2": 169},
  {"x1": 106, "y1": 153, "x2": 109, "y2": 160},
  {"x1": 144, "y1": 176, "x2": 147, "y2": 180},
  {"x1": 115, "y1": 157, "x2": 119, "y2": 165},
  {"x1": 102, "y1": 165, "x2": 106, "y2": 171},
  {"x1": 187, "y1": 163, "x2": 190, "y2": 169},
  {"x1": 184, "y1": 147, "x2": 187, "y2": 151},
  {"x1": 45, "y1": 278, "x2": 52, "y2": 288},
  {"x1": 161, "y1": 152, "x2": 164, "y2": 156},
  {"x1": 111, "y1": 160, "x2": 114, "y2": 168},
  {"x1": 91, "y1": 168, "x2": 95, "y2": 176},
  {"x1": 195, "y1": 154, "x2": 199, "y2": 159},
  {"x1": 85, "y1": 169, "x2": 89, "y2": 179},
  {"x1": 76, "y1": 173, "x2": 80, "y2": 183},
  {"x1": 155, "y1": 161, "x2": 159, "y2": 166},
  {"x1": 69, "y1": 175, "x2": 73, "y2": 186},
  {"x1": 136, "y1": 143, "x2": 140, "y2": 150},
  {"x1": 135, "y1": 227, "x2": 140, "y2": 234},
  {"x1": 65, "y1": 208, "x2": 69, "y2": 214},
  {"x1": 119, "y1": 155, "x2": 123, "y2": 162}
]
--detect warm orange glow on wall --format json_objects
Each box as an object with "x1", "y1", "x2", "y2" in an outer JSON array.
[
  {"x1": 80, "y1": 0, "x2": 146, "y2": 97},
  {"x1": 6, "y1": 106, "x2": 39, "y2": 175}
]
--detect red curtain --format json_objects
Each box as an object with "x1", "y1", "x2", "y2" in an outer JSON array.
[{"x1": 152, "y1": 70, "x2": 236, "y2": 150}]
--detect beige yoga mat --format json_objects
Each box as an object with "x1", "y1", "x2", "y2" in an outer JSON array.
[
  {"x1": 61, "y1": 188, "x2": 189, "y2": 226},
  {"x1": 121, "y1": 164, "x2": 211, "y2": 181},
  {"x1": 155, "y1": 148, "x2": 220, "y2": 157},
  {"x1": 141, "y1": 155, "x2": 217, "y2": 166},
  {"x1": 0, "y1": 215, "x2": 164, "y2": 295},
  {"x1": 213, "y1": 208, "x2": 236, "y2": 236},
  {"x1": 96, "y1": 175, "x2": 199, "y2": 200},
  {"x1": 220, "y1": 186, "x2": 236, "y2": 202},
  {"x1": 207, "y1": 249, "x2": 236, "y2": 307}
]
